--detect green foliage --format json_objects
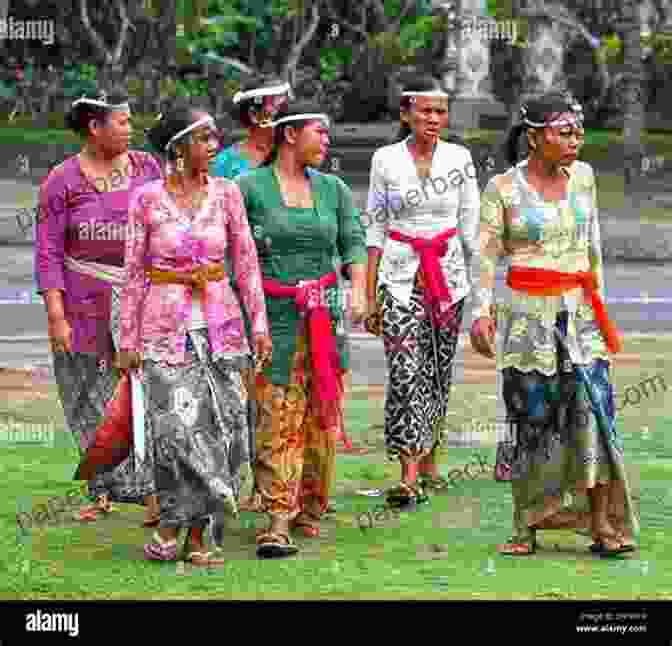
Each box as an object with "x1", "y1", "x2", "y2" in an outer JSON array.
[
  {"x1": 645, "y1": 33, "x2": 672, "y2": 65},
  {"x1": 487, "y1": 0, "x2": 515, "y2": 20},
  {"x1": 599, "y1": 34, "x2": 623, "y2": 64},
  {"x1": 319, "y1": 50, "x2": 344, "y2": 82}
]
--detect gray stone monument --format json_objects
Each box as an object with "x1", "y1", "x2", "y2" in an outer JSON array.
[{"x1": 436, "y1": 0, "x2": 508, "y2": 132}]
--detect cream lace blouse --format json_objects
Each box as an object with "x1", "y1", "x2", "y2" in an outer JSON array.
[{"x1": 471, "y1": 159, "x2": 611, "y2": 375}]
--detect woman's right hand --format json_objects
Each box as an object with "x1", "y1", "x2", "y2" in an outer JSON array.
[
  {"x1": 470, "y1": 316, "x2": 496, "y2": 359},
  {"x1": 48, "y1": 317, "x2": 72, "y2": 354}
]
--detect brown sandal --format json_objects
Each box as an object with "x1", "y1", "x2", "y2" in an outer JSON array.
[{"x1": 256, "y1": 531, "x2": 299, "y2": 558}]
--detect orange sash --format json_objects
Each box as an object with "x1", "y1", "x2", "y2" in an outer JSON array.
[{"x1": 507, "y1": 266, "x2": 623, "y2": 354}]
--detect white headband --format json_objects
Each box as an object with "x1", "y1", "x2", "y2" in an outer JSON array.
[
  {"x1": 520, "y1": 102, "x2": 583, "y2": 128},
  {"x1": 72, "y1": 97, "x2": 130, "y2": 111},
  {"x1": 233, "y1": 83, "x2": 291, "y2": 105},
  {"x1": 165, "y1": 116, "x2": 215, "y2": 150},
  {"x1": 524, "y1": 117, "x2": 582, "y2": 128},
  {"x1": 401, "y1": 91, "x2": 448, "y2": 97},
  {"x1": 269, "y1": 113, "x2": 330, "y2": 128}
]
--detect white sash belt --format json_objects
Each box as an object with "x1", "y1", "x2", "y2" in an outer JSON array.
[{"x1": 64, "y1": 255, "x2": 126, "y2": 286}]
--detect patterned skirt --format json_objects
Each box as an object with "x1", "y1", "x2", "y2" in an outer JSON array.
[
  {"x1": 502, "y1": 313, "x2": 639, "y2": 545},
  {"x1": 142, "y1": 328, "x2": 251, "y2": 541},
  {"x1": 54, "y1": 351, "x2": 155, "y2": 504},
  {"x1": 379, "y1": 283, "x2": 465, "y2": 460},
  {"x1": 54, "y1": 284, "x2": 154, "y2": 504}
]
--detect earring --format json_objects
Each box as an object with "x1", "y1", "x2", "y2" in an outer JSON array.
[{"x1": 176, "y1": 155, "x2": 184, "y2": 173}]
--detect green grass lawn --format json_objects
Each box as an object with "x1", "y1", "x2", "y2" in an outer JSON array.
[{"x1": 1, "y1": 336, "x2": 670, "y2": 600}]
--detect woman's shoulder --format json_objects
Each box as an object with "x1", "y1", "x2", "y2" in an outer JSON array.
[
  {"x1": 438, "y1": 135, "x2": 470, "y2": 154},
  {"x1": 371, "y1": 140, "x2": 406, "y2": 163},
  {"x1": 483, "y1": 163, "x2": 519, "y2": 201},
  {"x1": 233, "y1": 164, "x2": 273, "y2": 188},
  {"x1": 570, "y1": 160, "x2": 596, "y2": 189},
  {"x1": 41, "y1": 155, "x2": 80, "y2": 192}
]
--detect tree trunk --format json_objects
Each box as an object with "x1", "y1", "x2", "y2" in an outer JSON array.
[
  {"x1": 281, "y1": 2, "x2": 321, "y2": 85},
  {"x1": 621, "y1": 0, "x2": 644, "y2": 192},
  {"x1": 0, "y1": 0, "x2": 8, "y2": 55},
  {"x1": 248, "y1": 26, "x2": 256, "y2": 69}
]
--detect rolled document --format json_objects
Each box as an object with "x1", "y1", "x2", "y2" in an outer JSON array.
[{"x1": 130, "y1": 372, "x2": 145, "y2": 463}]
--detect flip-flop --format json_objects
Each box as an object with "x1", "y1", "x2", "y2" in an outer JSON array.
[
  {"x1": 144, "y1": 532, "x2": 178, "y2": 561},
  {"x1": 497, "y1": 537, "x2": 537, "y2": 555},
  {"x1": 590, "y1": 530, "x2": 636, "y2": 555},
  {"x1": 78, "y1": 508, "x2": 99, "y2": 522},
  {"x1": 256, "y1": 531, "x2": 299, "y2": 559},
  {"x1": 386, "y1": 482, "x2": 429, "y2": 507},
  {"x1": 590, "y1": 539, "x2": 636, "y2": 556},
  {"x1": 185, "y1": 551, "x2": 227, "y2": 566}
]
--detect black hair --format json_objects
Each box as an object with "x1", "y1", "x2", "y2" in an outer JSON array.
[
  {"x1": 260, "y1": 99, "x2": 328, "y2": 167},
  {"x1": 396, "y1": 75, "x2": 446, "y2": 142},
  {"x1": 64, "y1": 90, "x2": 129, "y2": 137},
  {"x1": 235, "y1": 74, "x2": 286, "y2": 128},
  {"x1": 145, "y1": 105, "x2": 205, "y2": 161},
  {"x1": 504, "y1": 92, "x2": 582, "y2": 166}
]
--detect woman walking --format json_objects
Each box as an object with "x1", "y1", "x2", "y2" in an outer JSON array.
[
  {"x1": 118, "y1": 106, "x2": 271, "y2": 564},
  {"x1": 365, "y1": 76, "x2": 480, "y2": 506},
  {"x1": 35, "y1": 90, "x2": 161, "y2": 524},
  {"x1": 470, "y1": 92, "x2": 638, "y2": 556},
  {"x1": 211, "y1": 76, "x2": 292, "y2": 513},
  {"x1": 236, "y1": 100, "x2": 367, "y2": 557}
]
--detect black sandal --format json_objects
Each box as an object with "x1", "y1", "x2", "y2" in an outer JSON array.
[
  {"x1": 256, "y1": 531, "x2": 299, "y2": 559},
  {"x1": 590, "y1": 532, "x2": 636, "y2": 557},
  {"x1": 386, "y1": 481, "x2": 429, "y2": 507}
]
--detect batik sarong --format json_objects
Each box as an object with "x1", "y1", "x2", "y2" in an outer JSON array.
[
  {"x1": 253, "y1": 334, "x2": 339, "y2": 521},
  {"x1": 503, "y1": 312, "x2": 639, "y2": 545},
  {"x1": 142, "y1": 328, "x2": 251, "y2": 542},
  {"x1": 54, "y1": 284, "x2": 154, "y2": 503},
  {"x1": 379, "y1": 282, "x2": 464, "y2": 460}
]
